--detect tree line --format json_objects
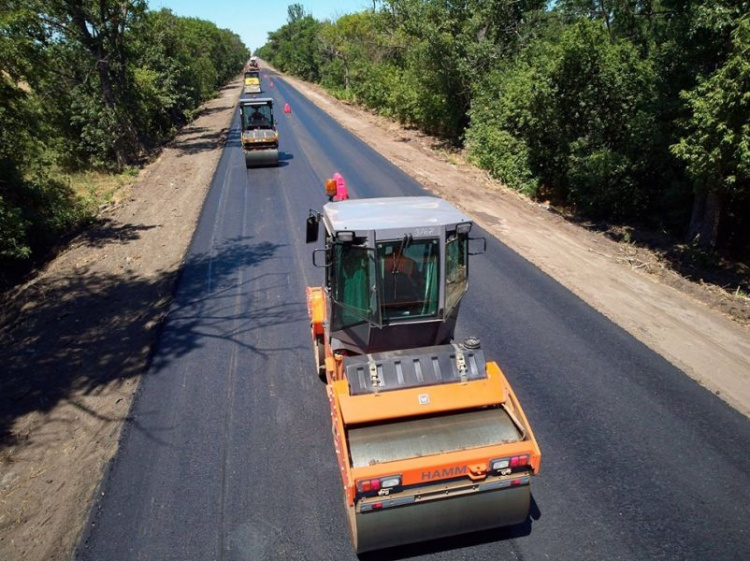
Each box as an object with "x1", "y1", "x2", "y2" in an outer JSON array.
[
  {"x1": 259, "y1": 1, "x2": 750, "y2": 257},
  {"x1": 0, "y1": 1, "x2": 248, "y2": 271}
]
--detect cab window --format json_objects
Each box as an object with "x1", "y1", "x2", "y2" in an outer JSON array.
[
  {"x1": 377, "y1": 238, "x2": 439, "y2": 320},
  {"x1": 331, "y1": 243, "x2": 378, "y2": 330},
  {"x1": 445, "y1": 233, "x2": 468, "y2": 315},
  {"x1": 242, "y1": 105, "x2": 272, "y2": 130}
]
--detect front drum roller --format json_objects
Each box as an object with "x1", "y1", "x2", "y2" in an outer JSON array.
[
  {"x1": 244, "y1": 148, "x2": 279, "y2": 168},
  {"x1": 347, "y1": 484, "x2": 530, "y2": 553}
]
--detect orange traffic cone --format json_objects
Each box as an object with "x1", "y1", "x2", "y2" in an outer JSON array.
[{"x1": 284, "y1": 103, "x2": 291, "y2": 114}]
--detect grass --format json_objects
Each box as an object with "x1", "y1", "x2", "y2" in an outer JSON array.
[
  {"x1": 0, "y1": 166, "x2": 141, "y2": 288},
  {"x1": 60, "y1": 167, "x2": 141, "y2": 211}
]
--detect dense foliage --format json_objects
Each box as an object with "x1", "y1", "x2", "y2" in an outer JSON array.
[
  {"x1": 0, "y1": 1, "x2": 248, "y2": 267},
  {"x1": 259, "y1": 1, "x2": 750, "y2": 255}
]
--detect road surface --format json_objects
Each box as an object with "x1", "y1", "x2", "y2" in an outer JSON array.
[{"x1": 77, "y1": 71, "x2": 750, "y2": 560}]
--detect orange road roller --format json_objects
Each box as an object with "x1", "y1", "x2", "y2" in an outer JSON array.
[{"x1": 305, "y1": 195, "x2": 541, "y2": 552}]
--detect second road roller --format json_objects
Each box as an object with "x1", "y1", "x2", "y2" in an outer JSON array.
[
  {"x1": 239, "y1": 97, "x2": 279, "y2": 167},
  {"x1": 243, "y1": 69, "x2": 262, "y2": 94},
  {"x1": 305, "y1": 194, "x2": 542, "y2": 552}
]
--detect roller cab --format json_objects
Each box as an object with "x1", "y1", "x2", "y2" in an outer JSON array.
[
  {"x1": 305, "y1": 196, "x2": 541, "y2": 553},
  {"x1": 239, "y1": 97, "x2": 279, "y2": 168}
]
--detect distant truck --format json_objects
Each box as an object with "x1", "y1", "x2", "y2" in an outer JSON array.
[{"x1": 248, "y1": 56, "x2": 260, "y2": 70}]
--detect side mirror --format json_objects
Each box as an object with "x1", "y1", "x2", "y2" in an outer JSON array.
[
  {"x1": 469, "y1": 236, "x2": 486, "y2": 255},
  {"x1": 306, "y1": 212, "x2": 320, "y2": 244},
  {"x1": 312, "y1": 248, "x2": 330, "y2": 267}
]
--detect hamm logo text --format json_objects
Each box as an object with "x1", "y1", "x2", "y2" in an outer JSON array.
[{"x1": 421, "y1": 466, "x2": 467, "y2": 481}]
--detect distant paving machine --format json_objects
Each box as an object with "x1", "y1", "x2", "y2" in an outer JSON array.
[
  {"x1": 244, "y1": 69, "x2": 262, "y2": 94},
  {"x1": 305, "y1": 196, "x2": 542, "y2": 552},
  {"x1": 239, "y1": 97, "x2": 279, "y2": 167}
]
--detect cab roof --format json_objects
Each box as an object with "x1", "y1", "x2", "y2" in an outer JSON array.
[
  {"x1": 323, "y1": 196, "x2": 471, "y2": 232},
  {"x1": 239, "y1": 97, "x2": 273, "y2": 106}
]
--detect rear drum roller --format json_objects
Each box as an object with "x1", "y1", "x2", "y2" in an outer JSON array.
[{"x1": 348, "y1": 483, "x2": 531, "y2": 553}]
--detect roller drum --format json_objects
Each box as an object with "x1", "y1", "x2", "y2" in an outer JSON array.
[
  {"x1": 348, "y1": 484, "x2": 530, "y2": 553},
  {"x1": 244, "y1": 149, "x2": 279, "y2": 168}
]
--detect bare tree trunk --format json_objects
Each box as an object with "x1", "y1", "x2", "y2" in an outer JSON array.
[
  {"x1": 689, "y1": 190, "x2": 723, "y2": 247},
  {"x1": 96, "y1": 58, "x2": 129, "y2": 169},
  {"x1": 68, "y1": 5, "x2": 130, "y2": 167},
  {"x1": 598, "y1": 0, "x2": 614, "y2": 44}
]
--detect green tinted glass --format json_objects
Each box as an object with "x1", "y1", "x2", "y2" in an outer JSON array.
[
  {"x1": 377, "y1": 238, "x2": 439, "y2": 320},
  {"x1": 331, "y1": 244, "x2": 377, "y2": 330},
  {"x1": 445, "y1": 234, "x2": 468, "y2": 315}
]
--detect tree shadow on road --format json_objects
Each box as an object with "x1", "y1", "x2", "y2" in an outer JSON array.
[
  {"x1": 150, "y1": 236, "x2": 306, "y2": 373},
  {"x1": 0, "y1": 236, "x2": 297, "y2": 451}
]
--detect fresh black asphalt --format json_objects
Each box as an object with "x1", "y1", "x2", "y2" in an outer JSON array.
[{"x1": 77, "y1": 71, "x2": 750, "y2": 560}]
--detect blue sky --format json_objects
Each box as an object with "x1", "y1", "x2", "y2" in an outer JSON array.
[{"x1": 148, "y1": 0, "x2": 373, "y2": 54}]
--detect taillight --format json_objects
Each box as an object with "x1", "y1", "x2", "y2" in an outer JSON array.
[
  {"x1": 380, "y1": 476, "x2": 401, "y2": 488},
  {"x1": 357, "y1": 475, "x2": 402, "y2": 494},
  {"x1": 510, "y1": 454, "x2": 529, "y2": 468},
  {"x1": 490, "y1": 454, "x2": 530, "y2": 473},
  {"x1": 491, "y1": 459, "x2": 510, "y2": 471}
]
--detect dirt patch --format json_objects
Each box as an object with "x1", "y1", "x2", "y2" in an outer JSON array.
[
  {"x1": 564, "y1": 220, "x2": 750, "y2": 326},
  {"x1": 274, "y1": 69, "x2": 750, "y2": 418},
  {"x1": 0, "y1": 78, "x2": 242, "y2": 561}
]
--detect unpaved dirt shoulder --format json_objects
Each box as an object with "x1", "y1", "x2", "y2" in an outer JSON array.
[
  {"x1": 0, "y1": 78, "x2": 243, "y2": 561},
  {"x1": 273, "y1": 69, "x2": 750, "y2": 418}
]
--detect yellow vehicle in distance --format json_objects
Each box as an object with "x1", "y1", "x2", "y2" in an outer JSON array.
[{"x1": 244, "y1": 70, "x2": 261, "y2": 94}]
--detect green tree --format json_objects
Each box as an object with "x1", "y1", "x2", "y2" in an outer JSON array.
[
  {"x1": 33, "y1": 0, "x2": 148, "y2": 166},
  {"x1": 256, "y1": 0, "x2": 750, "y2": 253},
  {"x1": 259, "y1": 4, "x2": 321, "y2": 81},
  {"x1": 0, "y1": 1, "x2": 248, "y2": 269},
  {"x1": 379, "y1": 0, "x2": 545, "y2": 138},
  {"x1": 672, "y1": 15, "x2": 750, "y2": 248},
  {"x1": 468, "y1": 19, "x2": 658, "y2": 218}
]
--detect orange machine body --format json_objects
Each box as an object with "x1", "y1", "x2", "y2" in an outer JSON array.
[{"x1": 306, "y1": 286, "x2": 541, "y2": 507}]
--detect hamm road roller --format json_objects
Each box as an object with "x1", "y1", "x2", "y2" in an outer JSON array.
[
  {"x1": 305, "y1": 196, "x2": 541, "y2": 553},
  {"x1": 239, "y1": 97, "x2": 279, "y2": 168}
]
